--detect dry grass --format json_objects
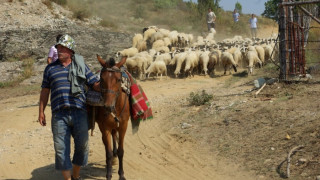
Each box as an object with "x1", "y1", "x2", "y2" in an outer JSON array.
[{"x1": 0, "y1": 57, "x2": 35, "y2": 88}]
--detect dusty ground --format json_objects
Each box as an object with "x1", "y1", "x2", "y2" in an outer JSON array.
[
  {"x1": 0, "y1": 70, "x2": 256, "y2": 180},
  {"x1": 1, "y1": 65, "x2": 320, "y2": 180}
]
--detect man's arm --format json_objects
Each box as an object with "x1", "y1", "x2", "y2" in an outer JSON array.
[
  {"x1": 38, "y1": 88, "x2": 50, "y2": 126},
  {"x1": 92, "y1": 81, "x2": 100, "y2": 92},
  {"x1": 47, "y1": 57, "x2": 52, "y2": 64}
]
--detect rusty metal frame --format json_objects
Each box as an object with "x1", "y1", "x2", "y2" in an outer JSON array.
[{"x1": 279, "y1": 0, "x2": 320, "y2": 80}]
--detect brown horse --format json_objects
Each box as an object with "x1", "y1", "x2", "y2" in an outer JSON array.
[{"x1": 96, "y1": 55, "x2": 130, "y2": 180}]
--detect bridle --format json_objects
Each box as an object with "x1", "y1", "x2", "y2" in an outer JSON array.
[
  {"x1": 100, "y1": 66, "x2": 127, "y2": 122},
  {"x1": 100, "y1": 67, "x2": 122, "y2": 97}
]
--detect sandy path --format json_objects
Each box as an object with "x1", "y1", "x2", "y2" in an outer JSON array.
[{"x1": 0, "y1": 75, "x2": 257, "y2": 180}]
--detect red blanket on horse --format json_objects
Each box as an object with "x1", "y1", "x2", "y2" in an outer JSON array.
[{"x1": 127, "y1": 73, "x2": 153, "y2": 121}]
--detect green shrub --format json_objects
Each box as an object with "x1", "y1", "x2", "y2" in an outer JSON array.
[
  {"x1": 50, "y1": 0, "x2": 67, "y2": 6},
  {"x1": 99, "y1": 19, "x2": 118, "y2": 29},
  {"x1": 134, "y1": 5, "x2": 145, "y2": 19},
  {"x1": 0, "y1": 57, "x2": 35, "y2": 88},
  {"x1": 187, "y1": 90, "x2": 213, "y2": 106},
  {"x1": 153, "y1": 0, "x2": 178, "y2": 9},
  {"x1": 42, "y1": 0, "x2": 52, "y2": 9},
  {"x1": 73, "y1": 8, "x2": 91, "y2": 20}
]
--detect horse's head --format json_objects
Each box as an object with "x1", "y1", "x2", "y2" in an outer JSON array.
[{"x1": 97, "y1": 55, "x2": 127, "y2": 112}]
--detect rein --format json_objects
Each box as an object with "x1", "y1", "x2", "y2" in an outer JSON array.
[{"x1": 100, "y1": 66, "x2": 127, "y2": 123}]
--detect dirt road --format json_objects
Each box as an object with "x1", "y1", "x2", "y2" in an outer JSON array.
[{"x1": 0, "y1": 74, "x2": 259, "y2": 180}]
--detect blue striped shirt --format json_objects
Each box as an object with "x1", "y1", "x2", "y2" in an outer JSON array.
[{"x1": 41, "y1": 59, "x2": 98, "y2": 112}]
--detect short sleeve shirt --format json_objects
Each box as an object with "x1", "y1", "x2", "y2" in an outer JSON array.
[
  {"x1": 233, "y1": 13, "x2": 240, "y2": 22},
  {"x1": 48, "y1": 45, "x2": 58, "y2": 63},
  {"x1": 41, "y1": 60, "x2": 99, "y2": 112},
  {"x1": 207, "y1": 11, "x2": 216, "y2": 23},
  {"x1": 250, "y1": 17, "x2": 257, "y2": 28}
]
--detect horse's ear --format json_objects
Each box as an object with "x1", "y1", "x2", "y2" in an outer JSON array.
[
  {"x1": 116, "y1": 56, "x2": 127, "y2": 68},
  {"x1": 97, "y1": 54, "x2": 107, "y2": 67}
]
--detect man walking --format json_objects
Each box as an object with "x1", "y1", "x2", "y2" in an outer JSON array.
[
  {"x1": 207, "y1": 8, "x2": 216, "y2": 31},
  {"x1": 38, "y1": 34, "x2": 100, "y2": 180},
  {"x1": 250, "y1": 14, "x2": 258, "y2": 39}
]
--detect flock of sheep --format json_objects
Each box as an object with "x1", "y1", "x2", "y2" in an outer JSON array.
[{"x1": 115, "y1": 26, "x2": 278, "y2": 80}]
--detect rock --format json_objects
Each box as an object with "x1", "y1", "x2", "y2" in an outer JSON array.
[
  {"x1": 298, "y1": 158, "x2": 307, "y2": 164},
  {"x1": 266, "y1": 78, "x2": 278, "y2": 85},
  {"x1": 181, "y1": 123, "x2": 192, "y2": 129},
  {"x1": 253, "y1": 78, "x2": 266, "y2": 88},
  {"x1": 316, "y1": 175, "x2": 320, "y2": 180}
]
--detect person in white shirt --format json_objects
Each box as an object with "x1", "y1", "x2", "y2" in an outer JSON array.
[
  {"x1": 233, "y1": 9, "x2": 240, "y2": 22},
  {"x1": 206, "y1": 8, "x2": 216, "y2": 31},
  {"x1": 249, "y1": 14, "x2": 258, "y2": 39}
]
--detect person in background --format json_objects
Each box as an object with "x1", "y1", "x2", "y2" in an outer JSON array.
[
  {"x1": 207, "y1": 8, "x2": 216, "y2": 31},
  {"x1": 249, "y1": 14, "x2": 258, "y2": 39},
  {"x1": 38, "y1": 34, "x2": 100, "y2": 180},
  {"x1": 47, "y1": 34, "x2": 63, "y2": 64},
  {"x1": 233, "y1": 9, "x2": 240, "y2": 22}
]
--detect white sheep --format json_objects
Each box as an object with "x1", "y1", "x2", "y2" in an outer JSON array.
[
  {"x1": 178, "y1": 33, "x2": 188, "y2": 48},
  {"x1": 145, "y1": 59, "x2": 167, "y2": 80},
  {"x1": 136, "y1": 40, "x2": 147, "y2": 52},
  {"x1": 199, "y1": 50, "x2": 210, "y2": 75},
  {"x1": 124, "y1": 56, "x2": 146, "y2": 80},
  {"x1": 255, "y1": 45, "x2": 265, "y2": 65},
  {"x1": 221, "y1": 51, "x2": 237, "y2": 75},
  {"x1": 143, "y1": 28, "x2": 157, "y2": 41},
  {"x1": 168, "y1": 30, "x2": 179, "y2": 47},
  {"x1": 263, "y1": 44, "x2": 273, "y2": 62},
  {"x1": 135, "y1": 51, "x2": 153, "y2": 68},
  {"x1": 152, "y1": 39, "x2": 165, "y2": 49},
  {"x1": 227, "y1": 47, "x2": 242, "y2": 67},
  {"x1": 184, "y1": 50, "x2": 199, "y2": 77},
  {"x1": 116, "y1": 47, "x2": 138, "y2": 58},
  {"x1": 154, "y1": 46, "x2": 170, "y2": 53},
  {"x1": 186, "y1": 34, "x2": 194, "y2": 46},
  {"x1": 159, "y1": 28, "x2": 170, "y2": 37},
  {"x1": 245, "y1": 49, "x2": 262, "y2": 74},
  {"x1": 150, "y1": 31, "x2": 165, "y2": 44},
  {"x1": 173, "y1": 52, "x2": 188, "y2": 77},
  {"x1": 132, "y1": 33, "x2": 143, "y2": 48},
  {"x1": 155, "y1": 52, "x2": 172, "y2": 65},
  {"x1": 163, "y1": 37, "x2": 171, "y2": 47},
  {"x1": 208, "y1": 50, "x2": 220, "y2": 75}
]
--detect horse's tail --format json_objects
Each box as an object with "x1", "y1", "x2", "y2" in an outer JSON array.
[
  {"x1": 131, "y1": 117, "x2": 141, "y2": 134},
  {"x1": 129, "y1": 97, "x2": 141, "y2": 134}
]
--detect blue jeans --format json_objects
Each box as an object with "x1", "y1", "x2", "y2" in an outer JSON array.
[
  {"x1": 207, "y1": 23, "x2": 215, "y2": 31},
  {"x1": 51, "y1": 108, "x2": 89, "y2": 170}
]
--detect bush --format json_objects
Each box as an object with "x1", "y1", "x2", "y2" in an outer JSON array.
[
  {"x1": 72, "y1": 8, "x2": 91, "y2": 20},
  {"x1": 0, "y1": 57, "x2": 35, "y2": 88},
  {"x1": 42, "y1": 0, "x2": 52, "y2": 9},
  {"x1": 187, "y1": 90, "x2": 213, "y2": 106},
  {"x1": 153, "y1": 0, "x2": 178, "y2": 9},
  {"x1": 50, "y1": 0, "x2": 67, "y2": 6},
  {"x1": 99, "y1": 19, "x2": 118, "y2": 29},
  {"x1": 134, "y1": 5, "x2": 145, "y2": 19}
]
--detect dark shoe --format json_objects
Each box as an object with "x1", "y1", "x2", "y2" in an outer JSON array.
[{"x1": 71, "y1": 176, "x2": 82, "y2": 180}]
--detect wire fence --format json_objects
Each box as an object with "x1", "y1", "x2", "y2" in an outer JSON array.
[{"x1": 278, "y1": 2, "x2": 320, "y2": 81}]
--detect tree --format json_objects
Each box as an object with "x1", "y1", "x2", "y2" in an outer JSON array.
[
  {"x1": 197, "y1": 0, "x2": 220, "y2": 17},
  {"x1": 235, "y1": 1, "x2": 242, "y2": 14},
  {"x1": 262, "y1": 0, "x2": 281, "y2": 21}
]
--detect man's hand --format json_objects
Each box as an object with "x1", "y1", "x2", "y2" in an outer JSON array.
[
  {"x1": 38, "y1": 112, "x2": 46, "y2": 126},
  {"x1": 93, "y1": 81, "x2": 100, "y2": 92}
]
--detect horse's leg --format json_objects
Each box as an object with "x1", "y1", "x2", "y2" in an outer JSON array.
[
  {"x1": 112, "y1": 129, "x2": 117, "y2": 157},
  {"x1": 117, "y1": 122, "x2": 128, "y2": 180},
  {"x1": 102, "y1": 130, "x2": 113, "y2": 180}
]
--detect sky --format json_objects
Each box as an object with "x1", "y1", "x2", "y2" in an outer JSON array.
[{"x1": 183, "y1": 0, "x2": 269, "y2": 15}]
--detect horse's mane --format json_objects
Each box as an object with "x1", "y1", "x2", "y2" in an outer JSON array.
[{"x1": 108, "y1": 58, "x2": 116, "y2": 67}]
